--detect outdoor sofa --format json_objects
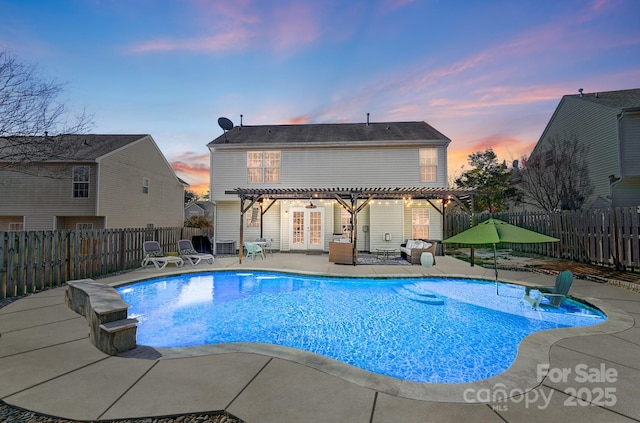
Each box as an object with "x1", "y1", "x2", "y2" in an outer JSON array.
[{"x1": 400, "y1": 239, "x2": 438, "y2": 265}]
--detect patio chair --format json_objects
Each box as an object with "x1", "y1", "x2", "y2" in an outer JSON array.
[
  {"x1": 178, "y1": 239, "x2": 215, "y2": 266},
  {"x1": 523, "y1": 271, "x2": 573, "y2": 310},
  {"x1": 142, "y1": 241, "x2": 184, "y2": 270},
  {"x1": 244, "y1": 241, "x2": 265, "y2": 260}
]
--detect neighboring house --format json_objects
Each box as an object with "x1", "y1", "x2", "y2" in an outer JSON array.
[
  {"x1": 0, "y1": 134, "x2": 187, "y2": 231},
  {"x1": 528, "y1": 88, "x2": 640, "y2": 209},
  {"x1": 207, "y1": 120, "x2": 469, "y2": 254},
  {"x1": 184, "y1": 200, "x2": 215, "y2": 222}
]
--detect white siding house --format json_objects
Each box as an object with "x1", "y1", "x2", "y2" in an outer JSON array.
[
  {"x1": 529, "y1": 88, "x2": 640, "y2": 209},
  {"x1": 207, "y1": 121, "x2": 455, "y2": 254},
  {"x1": 0, "y1": 134, "x2": 187, "y2": 230}
]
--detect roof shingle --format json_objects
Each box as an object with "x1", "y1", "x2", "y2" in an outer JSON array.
[{"x1": 207, "y1": 121, "x2": 450, "y2": 146}]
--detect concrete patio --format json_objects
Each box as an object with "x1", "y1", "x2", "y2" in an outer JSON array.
[{"x1": 1, "y1": 253, "x2": 638, "y2": 422}]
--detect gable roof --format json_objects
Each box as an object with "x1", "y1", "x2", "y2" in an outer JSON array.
[
  {"x1": 567, "y1": 88, "x2": 640, "y2": 111},
  {"x1": 207, "y1": 121, "x2": 450, "y2": 147},
  {"x1": 0, "y1": 134, "x2": 148, "y2": 163}
]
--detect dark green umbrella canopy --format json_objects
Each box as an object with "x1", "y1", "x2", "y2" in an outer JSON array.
[{"x1": 443, "y1": 218, "x2": 559, "y2": 286}]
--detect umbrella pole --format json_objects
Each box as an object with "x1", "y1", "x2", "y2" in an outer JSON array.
[{"x1": 494, "y1": 244, "x2": 499, "y2": 295}]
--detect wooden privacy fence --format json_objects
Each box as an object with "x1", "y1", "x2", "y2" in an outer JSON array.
[
  {"x1": 0, "y1": 227, "x2": 212, "y2": 300},
  {"x1": 445, "y1": 208, "x2": 640, "y2": 271}
]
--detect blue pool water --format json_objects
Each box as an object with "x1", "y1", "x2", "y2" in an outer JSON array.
[{"x1": 117, "y1": 271, "x2": 605, "y2": 383}]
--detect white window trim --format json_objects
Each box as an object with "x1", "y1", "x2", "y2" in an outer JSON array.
[
  {"x1": 143, "y1": 177, "x2": 150, "y2": 194},
  {"x1": 411, "y1": 208, "x2": 430, "y2": 239},
  {"x1": 72, "y1": 166, "x2": 90, "y2": 198},
  {"x1": 247, "y1": 151, "x2": 281, "y2": 184},
  {"x1": 419, "y1": 148, "x2": 438, "y2": 183}
]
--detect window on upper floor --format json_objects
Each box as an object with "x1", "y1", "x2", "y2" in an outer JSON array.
[
  {"x1": 419, "y1": 148, "x2": 437, "y2": 182},
  {"x1": 248, "y1": 151, "x2": 280, "y2": 183},
  {"x1": 412, "y1": 208, "x2": 430, "y2": 239},
  {"x1": 72, "y1": 166, "x2": 90, "y2": 198},
  {"x1": 143, "y1": 177, "x2": 150, "y2": 194}
]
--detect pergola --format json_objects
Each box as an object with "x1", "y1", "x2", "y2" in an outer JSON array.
[{"x1": 225, "y1": 186, "x2": 475, "y2": 264}]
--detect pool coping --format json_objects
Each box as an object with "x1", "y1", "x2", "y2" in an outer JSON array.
[{"x1": 110, "y1": 268, "x2": 635, "y2": 403}]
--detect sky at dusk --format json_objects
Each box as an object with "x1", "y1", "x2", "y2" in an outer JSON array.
[{"x1": 2, "y1": 0, "x2": 639, "y2": 195}]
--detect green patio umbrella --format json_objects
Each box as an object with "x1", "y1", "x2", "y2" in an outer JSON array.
[{"x1": 443, "y1": 218, "x2": 559, "y2": 292}]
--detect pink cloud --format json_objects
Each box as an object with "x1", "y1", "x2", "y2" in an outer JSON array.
[
  {"x1": 286, "y1": 115, "x2": 312, "y2": 124},
  {"x1": 270, "y1": 3, "x2": 321, "y2": 53},
  {"x1": 128, "y1": 29, "x2": 252, "y2": 53},
  {"x1": 128, "y1": 1, "x2": 322, "y2": 55},
  {"x1": 170, "y1": 151, "x2": 210, "y2": 195}
]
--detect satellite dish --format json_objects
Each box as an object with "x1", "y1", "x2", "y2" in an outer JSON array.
[{"x1": 218, "y1": 117, "x2": 234, "y2": 131}]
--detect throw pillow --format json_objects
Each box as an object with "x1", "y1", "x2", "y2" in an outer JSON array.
[{"x1": 182, "y1": 248, "x2": 198, "y2": 255}]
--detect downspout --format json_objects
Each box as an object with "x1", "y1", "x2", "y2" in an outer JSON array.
[
  {"x1": 611, "y1": 112, "x2": 626, "y2": 205},
  {"x1": 611, "y1": 112, "x2": 625, "y2": 270}
]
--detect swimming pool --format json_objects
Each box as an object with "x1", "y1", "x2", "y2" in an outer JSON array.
[{"x1": 117, "y1": 271, "x2": 605, "y2": 383}]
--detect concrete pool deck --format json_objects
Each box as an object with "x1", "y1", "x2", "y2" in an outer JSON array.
[{"x1": 1, "y1": 254, "x2": 639, "y2": 422}]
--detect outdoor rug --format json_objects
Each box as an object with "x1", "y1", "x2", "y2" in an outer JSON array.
[{"x1": 356, "y1": 253, "x2": 411, "y2": 265}]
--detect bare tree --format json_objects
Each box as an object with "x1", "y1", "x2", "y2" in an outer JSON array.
[
  {"x1": 0, "y1": 50, "x2": 93, "y2": 171},
  {"x1": 518, "y1": 133, "x2": 593, "y2": 211}
]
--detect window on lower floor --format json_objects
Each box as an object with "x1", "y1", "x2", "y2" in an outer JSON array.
[
  {"x1": 8, "y1": 222, "x2": 23, "y2": 231},
  {"x1": 412, "y1": 208, "x2": 430, "y2": 239},
  {"x1": 246, "y1": 206, "x2": 260, "y2": 227},
  {"x1": 341, "y1": 207, "x2": 352, "y2": 237}
]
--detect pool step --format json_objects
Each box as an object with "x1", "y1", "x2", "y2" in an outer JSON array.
[{"x1": 394, "y1": 285, "x2": 445, "y2": 305}]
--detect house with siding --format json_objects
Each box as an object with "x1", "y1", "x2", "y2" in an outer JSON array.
[
  {"x1": 207, "y1": 119, "x2": 466, "y2": 256},
  {"x1": 529, "y1": 88, "x2": 640, "y2": 209},
  {"x1": 184, "y1": 200, "x2": 215, "y2": 222},
  {"x1": 0, "y1": 134, "x2": 187, "y2": 230}
]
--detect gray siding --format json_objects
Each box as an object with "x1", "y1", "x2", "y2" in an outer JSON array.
[
  {"x1": 402, "y1": 203, "x2": 443, "y2": 241},
  {"x1": 0, "y1": 163, "x2": 98, "y2": 230},
  {"x1": 534, "y1": 97, "x2": 621, "y2": 208},
  {"x1": 620, "y1": 114, "x2": 640, "y2": 176},
  {"x1": 210, "y1": 144, "x2": 448, "y2": 200},
  {"x1": 97, "y1": 136, "x2": 184, "y2": 228},
  {"x1": 370, "y1": 203, "x2": 404, "y2": 251}
]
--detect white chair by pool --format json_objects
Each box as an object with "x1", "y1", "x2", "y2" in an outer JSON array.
[
  {"x1": 178, "y1": 239, "x2": 215, "y2": 266},
  {"x1": 142, "y1": 241, "x2": 184, "y2": 270}
]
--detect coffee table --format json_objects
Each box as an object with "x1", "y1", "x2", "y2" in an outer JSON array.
[{"x1": 375, "y1": 248, "x2": 399, "y2": 259}]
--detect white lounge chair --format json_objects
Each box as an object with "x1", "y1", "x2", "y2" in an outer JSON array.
[
  {"x1": 142, "y1": 241, "x2": 184, "y2": 270},
  {"x1": 178, "y1": 239, "x2": 215, "y2": 266}
]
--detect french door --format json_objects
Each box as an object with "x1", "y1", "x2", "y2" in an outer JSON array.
[{"x1": 289, "y1": 207, "x2": 324, "y2": 251}]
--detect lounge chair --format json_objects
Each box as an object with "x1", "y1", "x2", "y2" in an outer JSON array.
[
  {"x1": 523, "y1": 270, "x2": 573, "y2": 310},
  {"x1": 178, "y1": 239, "x2": 215, "y2": 266},
  {"x1": 244, "y1": 241, "x2": 265, "y2": 260},
  {"x1": 142, "y1": 241, "x2": 184, "y2": 270}
]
